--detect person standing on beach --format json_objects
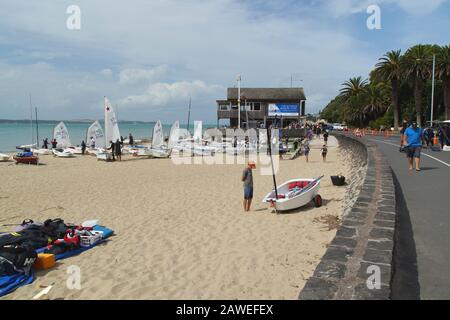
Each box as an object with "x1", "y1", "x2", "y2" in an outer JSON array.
[
  {"x1": 321, "y1": 144, "x2": 328, "y2": 162},
  {"x1": 51, "y1": 138, "x2": 57, "y2": 149},
  {"x1": 115, "y1": 139, "x2": 122, "y2": 161},
  {"x1": 304, "y1": 142, "x2": 310, "y2": 163},
  {"x1": 241, "y1": 160, "x2": 256, "y2": 212},
  {"x1": 107, "y1": 140, "x2": 116, "y2": 161},
  {"x1": 90, "y1": 136, "x2": 96, "y2": 149},
  {"x1": 81, "y1": 140, "x2": 86, "y2": 155},
  {"x1": 404, "y1": 122, "x2": 424, "y2": 171},
  {"x1": 129, "y1": 133, "x2": 134, "y2": 146},
  {"x1": 42, "y1": 138, "x2": 49, "y2": 149}
]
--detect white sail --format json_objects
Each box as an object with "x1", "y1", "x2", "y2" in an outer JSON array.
[
  {"x1": 86, "y1": 120, "x2": 105, "y2": 149},
  {"x1": 178, "y1": 128, "x2": 191, "y2": 140},
  {"x1": 152, "y1": 120, "x2": 164, "y2": 147},
  {"x1": 53, "y1": 122, "x2": 71, "y2": 148},
  {"x1": 193, "y1": 121, "x2": 202, "y2": 142},
  {"x1": 104, "y1": 97, "x2": 121, "y2": 145},
  {"x1": 168, "y1": 120, "x2": 180, "y2": 149},
  {"x1": 259, "y1": 129, "x2": 268, "y2": 146}
]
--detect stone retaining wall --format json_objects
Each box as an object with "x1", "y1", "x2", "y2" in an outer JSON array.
[{"x1": 299, "y1": 133, "x2": 396, "y2": 300}]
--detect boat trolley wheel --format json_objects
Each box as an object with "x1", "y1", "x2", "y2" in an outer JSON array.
[{"x1": 314, "y1": 195, "x2": 323, "y2": 208}]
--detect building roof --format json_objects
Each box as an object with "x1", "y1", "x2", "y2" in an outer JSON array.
[{"x1": 227, "y1": 87, "x2": 306, "y2": 101}]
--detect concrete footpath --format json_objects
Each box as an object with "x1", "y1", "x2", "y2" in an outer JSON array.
[{"x1": 366, "y1": 135, "x2": 450, "y2": 300}]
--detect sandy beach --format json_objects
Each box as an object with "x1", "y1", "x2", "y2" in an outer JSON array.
[{"x1": 0, "y1": 136, "x2": 352, "y2": 300}]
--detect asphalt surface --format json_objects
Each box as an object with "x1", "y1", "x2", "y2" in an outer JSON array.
[{"x1": 365, "y1": 134, "x2": 450, "y2": 300}]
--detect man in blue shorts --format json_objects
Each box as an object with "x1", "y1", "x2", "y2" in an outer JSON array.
[
  {"x1": 242, "y1": 160, "x2": 256, "y2": 212},
  {"x1": 403, "y1": 122, "x2": 424, "y2": 171}
]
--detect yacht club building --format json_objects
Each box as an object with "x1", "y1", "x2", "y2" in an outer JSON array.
[{"x1": 216, "y1": 87, "x2": 307, "y2": 129}]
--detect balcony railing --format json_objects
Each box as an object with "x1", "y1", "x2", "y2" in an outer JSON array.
[{"x1": 218, "y1": 109, "x2": 265, "y2": 119}]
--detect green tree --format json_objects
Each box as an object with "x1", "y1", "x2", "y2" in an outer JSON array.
[
  {"x1": 436, "y1": 45, "x2": 450, "y2": 120},
  {"x1": 374, "y1": 50, "x2": 403, "y2": 130},
  {"x1": 402, "y1": 45, "x2": 433, "y2": 126}
]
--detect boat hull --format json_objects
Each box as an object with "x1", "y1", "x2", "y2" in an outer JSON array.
[
  {"x1": 13, "y1": 156, "x2": 39, "y2": 165},
  {"x1": 262, "y1": 178, "x2": 321, "y2": 212}
]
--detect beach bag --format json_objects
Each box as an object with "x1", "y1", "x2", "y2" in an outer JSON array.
[
  {"x1": 0, "y1": 246, "x2": 37, "y2": 275},
  {"x1": 0, "y1": 226, "x2": 50, "y2": 250},
  {"x1": 43, "y1": 219, "x2": 68, "y2": 239}
]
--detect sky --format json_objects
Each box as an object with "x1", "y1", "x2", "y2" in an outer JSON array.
[{"x1": 0, "y1": 0, "x2": 449, "y2": 122}]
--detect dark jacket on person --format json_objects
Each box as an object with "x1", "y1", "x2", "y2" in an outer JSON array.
[
  {"x1": 115, "y1": 141, "x2": 122, "y2": 155},
  {"x1": 108, "y1": 142, "x2": 115, "y2": 152}
]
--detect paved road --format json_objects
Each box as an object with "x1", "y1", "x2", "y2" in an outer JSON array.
[{"x1": 365, "y1": 134, "x2": 450, "y2": 300}]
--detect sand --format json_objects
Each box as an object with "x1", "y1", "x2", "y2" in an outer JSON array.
[{"x1": 0, "y1": 136, "x2": 351, "y2": 300}]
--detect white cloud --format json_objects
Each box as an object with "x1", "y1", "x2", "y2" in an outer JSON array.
[
  {"x1": 0, "y1": 0, "x2": 447, "y2": 121},
  {"x1": 119, "y1": 65, "x2": 168, "y2": 85},
  {"x1": 323, "y1": 0, "x2": 447, "y2": 17},
  {"x1": 100, "y1": 68, "x2": 113, "y2": 76},
  {"x1": 120, "y1": 80, "x2": 222, "y2": 107}
]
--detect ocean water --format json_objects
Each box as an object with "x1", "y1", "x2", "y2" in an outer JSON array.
[{"x1": 0, "y1": 120, "x2": 215, "y2": 153}]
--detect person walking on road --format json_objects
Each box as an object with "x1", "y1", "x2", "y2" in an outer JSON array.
[
  {"x1": 403, "y1": 122, "x2": 424, "y2": 171},
  {"x1": 323, "y1": 130, "x2": 329, "y2": 146}
]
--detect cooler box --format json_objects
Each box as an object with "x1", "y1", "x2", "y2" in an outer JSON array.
[{"x1": 33, "y1": 253, "x2": 56, "y2": 270}]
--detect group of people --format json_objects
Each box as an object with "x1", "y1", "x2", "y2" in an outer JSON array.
[
  {"x1": 41, "y1": 138, "x2": 58, "y2": 149},
  {"x1": 40, "y1": 133, "x2": 136, "y2": 159},
  {"x1": 400, "y1": 119, "x2": 450, "y2": 171},
  {"x1": 303, "y1": 128, "x2": 328, "y2": 163}
]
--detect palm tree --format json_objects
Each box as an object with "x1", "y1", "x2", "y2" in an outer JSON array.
[
  {"x1": 436, "y1": 45, "x2": 450, "y2": 120},
  {"x1": 375, "y1": 50, "x2": 403, "y2": 130},
  {"x1": 402, "y1": 45, "x2": 433, "y2": 126},
  {"x1": 339, "y1": 77, "x2": 369, "y2": 127},
  {"x1": 339, "y1": 76, "x2": 368, "y2": 98},
  {"x1": 363, "y1": 82, "x2": 390, "y2": 118}
]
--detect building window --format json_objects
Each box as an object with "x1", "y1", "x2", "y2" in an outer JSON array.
[
  {"x1": 253, "y1": 102, "x2": 261, "y2": 111},
  {"x1": 219, "y1": 105, "x2": 230, "y2": 111}
]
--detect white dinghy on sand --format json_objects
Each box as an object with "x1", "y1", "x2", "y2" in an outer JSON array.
[{"x1": 97, "y1": 97, "x2": 120, "y2": 161}]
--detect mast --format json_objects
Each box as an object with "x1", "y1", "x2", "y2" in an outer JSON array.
[
  {"x1": 267, "y1": 129, "x2": 279, "y2": 212},
  {"x1": 104, "y1": 96, "x2": 107, "y2": 148},
  {"x1": 35, "y1": 107, "x2": 39, "y2": 148},
  {"x1": 29, "y1": 94, "x2": 33, "y2": 146},
  {"x1": 187, "y1": 96, "x2": 192, "y2": 135}
]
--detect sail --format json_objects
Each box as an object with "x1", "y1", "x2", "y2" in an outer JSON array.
[
  {"x1": 152, "y1": 120, "x2": 164, "y2": 147},
  {"x1": 259, "y1": 129, "x2": 268, "y2": 146},
  {"x1": 53, "y1": 122, "x2": 71, "y2": 148},
  {"x1": 104, "y1": 97, "x2": 121, "y2": 145},
  {"x1": 193, "y1": 121, "x2": 202, "y2": 142},
  {"x1": 86, "y1": 120, "x2": 105, "y2": 149},
  {"x1": 168, "y1": 120, "x2": 180, "y2": 149},
  {"x1": 178, "y1": 128, "x2": 191, "y2": 140}
]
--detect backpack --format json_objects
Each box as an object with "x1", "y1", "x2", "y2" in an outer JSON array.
[{"x1": 0, "y1": 246, "x2": 37, "y2": 276}]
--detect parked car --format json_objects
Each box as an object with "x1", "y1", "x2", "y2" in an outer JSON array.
[{"x1": 332, "y1": 123, "x2": 345, "y2": 131}]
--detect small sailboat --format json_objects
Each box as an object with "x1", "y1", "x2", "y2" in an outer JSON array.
[
  {"x1": 31, "y1": 107, "x2": 52, "y2": 155},
  {"x1": 261, "y1": 130, "x2": 323, "y2": 212},
  {"x1": 53, "y1": 122, "x2": 72, "y2": 149},
  {"x1": 0, "y1": 153, "x2": 11, "y2": 162},
  {"x1": 262, "y1": 177, "x2": 323, "y2": 211},
  {"x1": 150, "y1": 120, "x2": 171, "y2": 158},
  {"x1": 13, "y1": 149, "x2": 39, "y2": 165},
  {"x1": 97, "y1": 97, "x2": 119, "y2": 161},
  {"x1": 52, "y1": 148, "x2": 75, "y2": 158}
]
